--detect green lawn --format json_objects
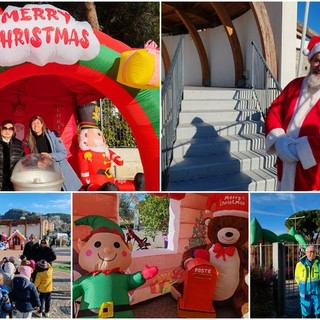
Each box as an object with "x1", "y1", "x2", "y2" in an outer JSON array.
[{"x1": 53, "y1": 262, "x2": 71, "y2": 273}]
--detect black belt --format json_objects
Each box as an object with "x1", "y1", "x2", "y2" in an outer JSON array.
[{"x1": 78, "y1": 304, "x2": 131, "y2": 318}]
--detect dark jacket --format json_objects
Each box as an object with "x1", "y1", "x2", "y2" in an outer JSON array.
[
  {"x1": 22, "y1": 241, "x2": 40, "y2": 261},
  {"x1": 11, "y1": 275, "x2": 40, "y2": 312},
  {"x1": 0, "y1": 137, "x2": 25, "y2": 190},
  {"x1": 34, "y1": 246, "x2": 56, "y2": 264}
]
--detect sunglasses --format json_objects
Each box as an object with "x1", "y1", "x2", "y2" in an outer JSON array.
[{"x1": 2, "y1": 127, "x2": 14, "y2": 131}]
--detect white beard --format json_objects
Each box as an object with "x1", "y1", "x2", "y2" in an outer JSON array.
[
  {"x1": 89, "y1": 141, "x2": 110, "y2": 156},
  {"x1": 307, "y1": 73, "x2": 320, "y2": 90},
  {"x1": 79, "y1": 130, "x2": 110, "y2": 157}
]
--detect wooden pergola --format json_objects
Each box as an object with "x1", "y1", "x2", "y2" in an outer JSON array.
[
  {"x1": 0, "y1": 218, "x2": 41, "y2": 243},
  {"x1": 162, "y1": 2, "x2": 277, "y2": 86}
]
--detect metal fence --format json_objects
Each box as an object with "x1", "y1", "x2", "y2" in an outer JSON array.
[
  {"x1": 250, "y1": 41, "x2": 282, "y2": 118},
  {"x1": 161, "y1": 35, "x2": 184, "y2": 189},
  {"x1": 100, "y1": 98, "x2": 137, "y2": 148},
  {"x1": 251, "y1": 243, "x2": 318, "y2": 318}
]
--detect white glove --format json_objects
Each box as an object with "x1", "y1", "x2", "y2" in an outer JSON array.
[
  {"x1": 287, "y1": 138, "x2": 299, "y2": 159},
  {"x1": 274, "y1": 136, "x2": 299, "y2": 163}
]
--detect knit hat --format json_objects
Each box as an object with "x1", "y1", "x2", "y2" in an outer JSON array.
[
  {"x1": 37, "y1": 259, "x2": 48, "y2": 270},
  {"x1": 205, "y1": 193, "x2": 248, "y2": 218},
  {"x1": 74, "y1": 215, "x2": 125, "y2": 241},
  {"x1": 29, "y1": 259, "x2": 36, "y2": 270},
  {"x1": 4, "y1": 262, "x2": 15, "y2": 276},
  {"x1": 9, "y1": 256, "x2": 15, "y2": 263},
  {"x1": 20, "y1": 254, "x2": 26, "y2": 261},
  {"x1": 19, "y1": 266, "x2": 33, "y2": 279},
  {"x1": 303, "y1": 36, "x2": 320, "y2": 61}
]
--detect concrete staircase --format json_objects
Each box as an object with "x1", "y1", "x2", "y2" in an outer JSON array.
[{"x1": 167, "y1": 86, "x2": 277, "y2": 191}]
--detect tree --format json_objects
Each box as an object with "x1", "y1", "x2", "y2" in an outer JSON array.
[
  {"x1": 137, "y1": 195, "x2": 170, "y2": 241},
  {"x1": 100, "y1": 99, "x2": 136, "y2": 147},
  {"x1": 285, "y1": 210, "x2": 320, "y2": 243},
  {"x1": 119, "y1": 194, "x2": 134, "y2": 225},
  {"x1": 185, "y1": 211, "x2": 207, "y2": 250},
  {"x1": 0, "y1": 2, "x2": 160, "y2": 47},
  {"x1": 83, "y1": 2, "x2": 100, "y2": 30}
]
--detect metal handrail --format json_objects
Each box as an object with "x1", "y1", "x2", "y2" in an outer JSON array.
[
  {"x1": 161, "y1": 35, "x2": 184, "y2": 190},
  {"x1": 251, "y1": 41, "x2": 282, "y2": 118}
]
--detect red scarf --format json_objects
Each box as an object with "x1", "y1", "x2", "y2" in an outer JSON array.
[
  {"x1": 89, "y1": 267, "x2": 121, "y2": 276},
  {"x1": 213, "y1": 243, "x2": 236, "y2": 261}
]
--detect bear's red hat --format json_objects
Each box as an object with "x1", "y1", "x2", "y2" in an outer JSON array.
[
  {"x1": 303, "y1": 36, "x2": 320, "y2": 61},
  {"x1": 205, "y1": 193, "x2": 248, "y2": 219}
]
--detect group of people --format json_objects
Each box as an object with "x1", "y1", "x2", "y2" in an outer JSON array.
[
  {"x1": 0, "y1": 234, "x2": 56, "y2": 318},
  {"x1": 0, "y1": 116, "x2": 82, "y2": 191}
]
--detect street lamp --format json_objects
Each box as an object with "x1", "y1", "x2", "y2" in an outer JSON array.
[{"x1": 286, "y1": 216, "x2": 305, "y2": 231}]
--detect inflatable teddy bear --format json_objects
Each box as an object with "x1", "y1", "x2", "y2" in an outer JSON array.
[
  {"x1": 73, "y1": 215, "x2": 158, "y2": 318},
  {"x1": 174, "y1": 193, "x2": 248, "y2": 317}
]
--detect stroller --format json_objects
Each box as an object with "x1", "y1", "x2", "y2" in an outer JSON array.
[{"x1": 126, "y1": 225, "x2": 151, "y2": 250}]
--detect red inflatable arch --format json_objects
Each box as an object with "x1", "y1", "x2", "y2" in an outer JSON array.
[{"x1": 0, "y1": 4, "x2": 160, "y2": 190}]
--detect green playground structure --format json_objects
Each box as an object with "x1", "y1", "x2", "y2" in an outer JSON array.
[{"x1": 250, "y1": 217, "x2": 307, "y2": 248}]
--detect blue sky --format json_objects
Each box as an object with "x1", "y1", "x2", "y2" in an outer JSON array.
[
  {"x1": 250, "y1": 193, "x2": 320, "y2": 235},
  {"x1": 0, "y1": 193, "x2": 71, "y2": 215},
  {"x1": 298, "y1": 2, "x2": 320, "y2": 34}
]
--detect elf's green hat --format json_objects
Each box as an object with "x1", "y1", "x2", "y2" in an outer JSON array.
[{"x1": 74, "y1": 215, "x2": 125, "y2": 240}]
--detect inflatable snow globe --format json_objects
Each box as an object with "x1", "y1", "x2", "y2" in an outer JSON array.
[{"x1": 11, "y1": 153, "x2": 64, "y2": 191}]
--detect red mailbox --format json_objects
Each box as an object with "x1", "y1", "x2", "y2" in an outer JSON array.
[{"x1": 178, "y1": 258, "x2": 217, "y2": 318}]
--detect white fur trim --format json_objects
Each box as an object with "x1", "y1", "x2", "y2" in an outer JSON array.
[
  {"x1": 213, "y1": 210, "x2": 248, "y2": 219},
  {"x1": 296, "y1": 136, "x2": 317, "y2": 170},
  {"x1": 279, "y1": 162, "x2": 296, "y2": 191},
  {"x1": 307, "y1": 42, "x2": 320, "y2": 61},
  {"x1": 81, "y1": 172, "x2": 90, "y2": 178},
  {"x1": 286, "y1": 77, "x2": 320, "y2": 141},
  {"x1": 303, "y1": 48, "x2": 310, "y2": 56},
  {"x1": 265, "y1": 128, "x2": 286, "y2": 154},
  {"x1": 279, "y1": 77, "x2": 320, "y2": 189}
]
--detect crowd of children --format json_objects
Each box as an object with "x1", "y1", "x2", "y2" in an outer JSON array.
[{"x1": 0, "y1": 254, "x2": 53, "y2": 318}]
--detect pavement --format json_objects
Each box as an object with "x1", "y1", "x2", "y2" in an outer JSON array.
[
  {"x1": 131, "y1": 293, "x2": 238, "y2": 318},
  {"x1": 0, "y1": 246, "x2": 71, "y2": 319}
]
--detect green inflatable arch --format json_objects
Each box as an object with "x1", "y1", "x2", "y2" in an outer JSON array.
[{"x1": 250, "y1": 218, "x2": 307, "y2": 248}]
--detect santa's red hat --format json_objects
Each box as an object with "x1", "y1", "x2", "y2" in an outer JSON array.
[
  {"x1": 303, "y1": 36, "x2": 320, "y2": 61},
  {"x1": 205, "y1": 193, "x2": 248, "y2": 219}
]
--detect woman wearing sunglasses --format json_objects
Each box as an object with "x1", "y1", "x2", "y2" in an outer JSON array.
[{"x1": 0, "y1": 120, "x2": 25, "y2": 191}]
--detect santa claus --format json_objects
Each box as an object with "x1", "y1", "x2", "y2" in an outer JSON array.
[
  {"x1": 77, "y1": 102, "x2": 124, "y2": 190},
  {"x1": 265, "y1": 36, "x2": 320, "y2": 191}
]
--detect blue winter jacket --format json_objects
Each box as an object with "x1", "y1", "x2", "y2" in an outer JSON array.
[
  {"x1": 44, "y1": 130, "x2": 82, "y2": 191},
  {"x1": 0, "y1": 285, "x2": 12, "y2": 318},
  {"x1": 11, "y1": 275, "x2": 40, "y2": 312}
]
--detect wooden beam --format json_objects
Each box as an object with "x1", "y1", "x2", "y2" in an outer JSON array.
[
  {"x1": 175, "y1": 8, "x2": 211, "y2": 86},
  {"x1": 161, "y1": 39, "x2": 170, "y2": 77},
  {"x1": 210, "y1": 2, "x2": 244, "y2": 85},
  {"x1": 297, "y1": 21, "x2": 319, "y2": 39},
  {"x1": 250, "y1": 2, "x2": 277, "y2": 77}
]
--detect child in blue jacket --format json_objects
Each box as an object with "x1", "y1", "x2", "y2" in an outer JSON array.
[
  {"x1": 0, "y1": 273, "x2": 12, "y2": 318},
  {"x1": 11, "y1": 266, "x2": 40, "y2": 318}
]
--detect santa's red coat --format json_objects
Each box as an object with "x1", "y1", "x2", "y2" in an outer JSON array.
[{"x1": 265, "y1": 77, "x2": 320, "y2": 190}]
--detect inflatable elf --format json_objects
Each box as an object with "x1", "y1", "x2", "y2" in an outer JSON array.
[
  {"x1": 73, "y1": 215, "x2": 158, "y2": 318},
  {"x1": 77, "y1": 102, "x2": 124, "y2": 190}
]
